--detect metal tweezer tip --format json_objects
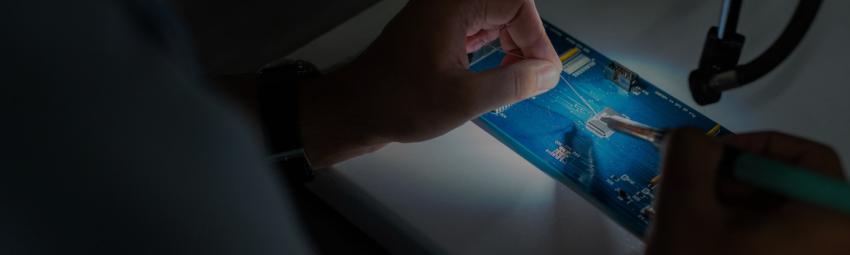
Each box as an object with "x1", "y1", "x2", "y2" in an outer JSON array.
[{"x1": 599, "y1": 116, "x2": 667, "y2": 147}]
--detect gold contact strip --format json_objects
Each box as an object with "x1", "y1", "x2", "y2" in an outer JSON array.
[
  {"x1": 706, "y1": 124, "x2": 722, "y2": 136},
  {"x1": 560, "y1": 47, "x2": 580, "y2": 63}
]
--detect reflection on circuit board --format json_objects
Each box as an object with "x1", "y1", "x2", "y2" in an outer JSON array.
[{"x1": 469, "y1": 20, "x2": 731, "y2": 237}]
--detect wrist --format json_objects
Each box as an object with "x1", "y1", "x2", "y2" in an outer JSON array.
[{"x1": 297, "y1": 72, "x2": 388, "y2": 168}]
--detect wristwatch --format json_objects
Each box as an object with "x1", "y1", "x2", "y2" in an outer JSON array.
[{"x1": 257, "y1": 59, "x2": 320, "y2": 183}]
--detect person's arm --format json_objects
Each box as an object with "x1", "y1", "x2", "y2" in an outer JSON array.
[
  {"x1": 217, "y1": 0, "x2": 563, "y2": 168},
  {"x1": 646, "y1": 128, "x2": 850, "y2": 255}
]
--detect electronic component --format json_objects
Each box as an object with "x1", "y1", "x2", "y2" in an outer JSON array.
[
  {"x1": 546, "y1": 141, "x2": 573, "y2": 163},
  {"x1": 616, "y1": 188, "x2": 631, "y2": 203},
  {"x1": 586, "y1": 107, "x2": 624, "y2": 138},
  {"x1": 648, "y1": 175, "x2": 661, "y2": 188},
  {"x1": 608, "y1": 174, "x2": 636, "y2": 185},
  {"x1": 639, "y1": 205, "x2": 656, "y2": 220},
  {"x1": 706, "y1": 124, "x2": 722, "y2": 136},
  {"x1": 491, "y1": 103, "x2": 514, "y2": 117},
  {"x1": 604, "y1": 62, "x2": 641, "y2": 93},
  {"x1": 563, "y1": 53, "x2": 593, "y2": 76},
  {"x1": 586, "y1": 118, "x2": 613, "y2": 138},
  {"x1": 559, "y1": 47, "x2": 579, "y2": 63}
]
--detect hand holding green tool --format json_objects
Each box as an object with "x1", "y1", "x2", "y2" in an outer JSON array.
[{"x1": 600, "y1": 116, "x2": 850, "y2": 215}]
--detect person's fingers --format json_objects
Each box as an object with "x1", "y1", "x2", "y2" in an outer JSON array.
[
  {"x1": 465, "y1": 29, "x2": 500, "y2": 53},
  {"x1": 501, "y1": 0, "x2": 559, "y2": 64},
  {"x1": 457, "y1": 58, "x2": 560, "y2": 114},
  {"x1": 499, "y1": 28, "x2": 524, "y2": 65},
  {"x1": 656, "y1": 128, "x2": 727, "y2": 207},
  {"x1": 489, "y1": 0, "x2": 558, "y2": 63},
  {"x1": 463, "y1": 0, "x2": 560, "y2": 65},
  {"x1": 451, "y1": 0, "x2": 564, "y2": 115},
  {"x1": 646, "y1": 128, "x2": 727, "y2": 248},
  {"x1": 657, "y1": 131, "x2": 789, "y2": 210},
  {"x1": 722, "y1": 132, "x2": 844, "y2": 178}
]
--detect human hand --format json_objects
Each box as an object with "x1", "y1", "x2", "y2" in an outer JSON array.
[
  {"x1": 297, "y1": 0, "x2": 562, "y2": 168},
  {"x1": 645, "y1": 128, "x2": 850, "y2": 255}
]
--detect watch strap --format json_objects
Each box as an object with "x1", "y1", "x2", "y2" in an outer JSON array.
[{"x1": 258, "y1": 59, "x2": 320, "y2": 183}]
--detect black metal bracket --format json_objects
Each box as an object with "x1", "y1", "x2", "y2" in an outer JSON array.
[{"x1": 689, "y1": 0, "x2": 822, "y2": 105}]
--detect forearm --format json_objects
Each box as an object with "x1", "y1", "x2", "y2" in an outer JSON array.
[
  {"x1": 208, "y1": 0, "x2": 564, "y2": 169},
  {"x1": 212, "y1": 70, "x2": 387, "y2": 169},
  {"x1": 296, "y1": 71, "x2": 389, "y2": 168}
]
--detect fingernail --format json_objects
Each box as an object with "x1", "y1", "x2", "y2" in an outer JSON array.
[{"x1": 535, "y1": 62, "x2": 561, "y2": 93}]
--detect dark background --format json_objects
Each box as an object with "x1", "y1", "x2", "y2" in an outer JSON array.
[
  {"x1": 172, "y1": 1, "x2": 398, "y2": 253},
  {"x1": 172, "y1": 0, "x2": 378, "y2": 75}
]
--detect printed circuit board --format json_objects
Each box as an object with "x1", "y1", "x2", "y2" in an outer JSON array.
[{"x1": 469, "y1": 21, "x2": 732, "y2": 236}]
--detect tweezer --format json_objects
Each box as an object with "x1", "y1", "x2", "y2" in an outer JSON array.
[{"x1": 600, "y1": 116, "x2": 850, "y2": 215}]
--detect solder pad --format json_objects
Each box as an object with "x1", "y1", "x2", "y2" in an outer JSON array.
[{"x1": 469, "y1": 20, "x2": 732, "y2": 236}]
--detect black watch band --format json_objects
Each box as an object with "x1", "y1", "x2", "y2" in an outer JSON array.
[{"x1": 258, "y1": 59, "x2": 320, "y2": 183}]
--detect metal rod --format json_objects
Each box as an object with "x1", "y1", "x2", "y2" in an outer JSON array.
[{"x1": 717, "y1": 0, "x2": 742, "y2": 40}]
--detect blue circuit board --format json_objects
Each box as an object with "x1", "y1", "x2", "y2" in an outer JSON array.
[{"x1": 469, "y1": 21, "x2": 732, "y2": 236}]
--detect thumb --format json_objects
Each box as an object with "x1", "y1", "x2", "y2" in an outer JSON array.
[
  {"x1": 651, "y1": 127, "x2": 727, "y2": 232},
  {"x1": 657, "y1": 128, "x2": 726, "y2": 206},
  {"x1": 646, "y1": 128, "x2": 726, "y2": 246},
  {"x1": 461, "y1": 59, "x2": 561, "y2": 114}
]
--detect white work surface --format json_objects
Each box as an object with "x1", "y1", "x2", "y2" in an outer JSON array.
[{"x1": 289, "y1": 0, "x2": 850, "y2": 254}]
